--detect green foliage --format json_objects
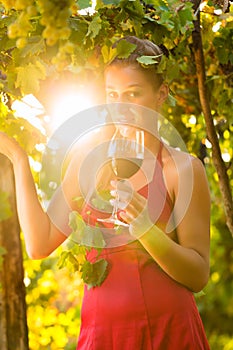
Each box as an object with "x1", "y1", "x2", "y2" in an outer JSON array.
[
  {"x1": 114, "y1": 39, "x2": 136, "y2": 59},
  {"x1": 58, "y1": 251, "x2": 80, "y2": 272},
  {"x1": 136, "y1": 54, "x2": 161, "y2": 66},
  {"x1": 69, "y1": 211, "x2": 106, "y2": 248},
  {"x1": 0, "y1": 0, "x2": 197, "y2": 97},
  {"x1": 23, "y1": 252, "x2": 81, "y2": 349},
  {"x1": 77, "y1": 0, "x2": 91, "y2": 10},
  {"x1": 0, "y1": 0, "x2": 232, "y2": 348},
  {"x1": 15, "y1": 60, "x2": 47, "y2": 95},
  {"x1": 81, "y1": 258, "x2": 108, "y2": 289},
  {"x1": 57, "y1": 211, "x2": 108, "y2": 289}
]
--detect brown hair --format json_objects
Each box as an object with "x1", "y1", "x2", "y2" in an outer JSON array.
[{"x1": 108, "y1": 36, "x2": 164, "y2": 90}]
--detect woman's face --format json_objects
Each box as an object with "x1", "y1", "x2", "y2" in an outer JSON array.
[{"x1": 104, "y1": 64, "x2": 167, "y2": 111}]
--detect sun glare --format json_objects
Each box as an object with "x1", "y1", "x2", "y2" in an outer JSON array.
[
  {"x1": 222, "y1": 152, "x2": 231, "y2": 163},
  {"x1": 50, "y1": 92, "x2": 95, "y2": 131},
  {"x1": 12, "y1": 94, "x2": 45, "y2": 133},
  {"x1": 212, "y1": 21, "x2": 221, "y2": 33},
  {"x1": 11, "y1": 91, "x2": 96, "y2": 134}
]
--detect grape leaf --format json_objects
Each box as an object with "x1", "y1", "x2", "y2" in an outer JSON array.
[
  {"x1": 15, "y1": 60, "x2": 46, "y2": 95},
  {"x1": 81, "y1": 258, "x2": 108, "y2": 289},
  {"x1": 57, "y1": 251, "x2": 80, "y2": 272},
  {"x1": 69, "y1": 211, "x2": 86, "y2": 238},
  {"x1": 77, "y1": 0, "x2": 92, "y2": 10},
  {"x1": 81, "y1": 226, "x2": 106, "y2": 248},
  {"x1": 101, "y1": 0, "x2": 120, "y2": 5},
  {"x1": 20, "y1": 37, "x2": 46, "y2": 58},
  {"x1": 91, "y1": 189, "x2": 111, "y2": 210},
  {"x1": 69, "y1": 210, "x2": 106, "y2": 248},
  {"x1": 136, "y1": 55, "x2": 161, "y2": 66},
  {"x1": 87, "y1": 14, "x2": 102, "y2": 39},
  {"x1": 67, "y1": 209, "x2": 108, "y2": 287},
  {"x1": 115, "y1": 39, "x2": 136, "y2": 59},
  {"x1": 101, "y1": 45, "x2": 117, "y2": 64}
]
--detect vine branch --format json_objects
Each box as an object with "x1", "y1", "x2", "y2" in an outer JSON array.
[{"x1": 191, "y1": 8, "x2": 233, "y2": 236}]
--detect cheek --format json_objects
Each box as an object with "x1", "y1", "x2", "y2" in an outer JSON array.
[
  {"x1": 148, "y1": 90, "x2": 162, "y2": 109},
  {"x1": 139, "y1": 95, "x2": 159, "y2": 110}
]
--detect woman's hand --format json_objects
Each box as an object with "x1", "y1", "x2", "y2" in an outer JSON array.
[
  {"x1": 0, "y1": 132, "x2": 26, "y2": 163},
  {"x1": 110, "y1": 180, "x2": 154, "y2": 238}
]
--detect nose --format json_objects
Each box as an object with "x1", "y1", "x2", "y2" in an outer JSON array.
[
  {"x1": 109, "y1": 103, "x2": 134, "y2": 126},
  {"x1": 116, "y1": 102, "x2": 130, "y2": 116},
  {"x1": 118, "y1": 94, "x2": 130, "y2": 104},
  {"x1": 108, "y1": 93, "x2": 130, "y2": 115}
]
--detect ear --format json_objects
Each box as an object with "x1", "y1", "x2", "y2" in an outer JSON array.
[{"x1": 156, "y1": 84, "x2": 169, "y2": 108}]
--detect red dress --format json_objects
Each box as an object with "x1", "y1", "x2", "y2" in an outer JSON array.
[{"x1": 76, "y1": 144, "x2": 210, "y2": 350}]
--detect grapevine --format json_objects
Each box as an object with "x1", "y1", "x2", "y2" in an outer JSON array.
[
  {"x1": 37, "y1": 0, "x2": 77, "y2": 70},
  {"x1": 2, "y1": 0, "x2": 78, "y2": 70},
  {"x1": 4, "y1": 0, "x2": 35, "y2": 48},
  {"x1": 37, "y1": 0, "x2": 73, "y2": 46}
]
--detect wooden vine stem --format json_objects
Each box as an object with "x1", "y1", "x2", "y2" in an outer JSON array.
[
  {"x1": 191, "y1": 6, "x2": 233, "y2": 236},
  {"x1": 0, "y1": 155, "x2": 29, "y2": 350}
]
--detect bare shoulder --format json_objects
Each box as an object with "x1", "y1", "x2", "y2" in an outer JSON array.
[
  {"x1": 162, "y1": 145, "x2": 210, "y2": 263},
  {"x1": 162, "y1": 145, "x2": 210, "y2": 202}
]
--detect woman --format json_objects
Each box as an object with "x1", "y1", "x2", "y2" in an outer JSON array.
[{"x1": 0, "y1": 36, "x2": 210, "y2": 349}]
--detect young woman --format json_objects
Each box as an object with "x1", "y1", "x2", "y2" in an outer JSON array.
[{"x1": 0, "y1": 36, "x2": 210, "y2": 349}]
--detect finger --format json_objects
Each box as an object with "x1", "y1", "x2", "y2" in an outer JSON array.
[
  {"x1": 119, "y1": 211, "x2": 134, "y2": 224},
  {"x1": 126, "y1": 193, "x2": 148, "y2": 215},
  {"x1": 110, "y1": 180, "x2": 117, "y2": 189}
]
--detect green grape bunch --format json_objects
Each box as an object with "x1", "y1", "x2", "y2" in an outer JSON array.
[
  {"x1": 37, "y1": 0, "x2": 77, "y2": 70},
  {"x1": 3, "y1": 0, "x2": 77, "y2": 70},
  {"x1": 37, "y1": 0, "x2": 76, "y2": 46},
  {"x1": 4, "y1": 0, "x2": 36, "y2": 48}
]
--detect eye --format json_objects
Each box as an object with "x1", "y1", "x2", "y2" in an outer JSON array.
[
  {"x1": 125, "y1": 91, "x2": 140, "y2": 99},
  {"x1": 106, "y1": 91, "x2": 118, "y2": 100}
]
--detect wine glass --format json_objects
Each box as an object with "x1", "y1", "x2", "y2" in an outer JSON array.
[{"x1": 97, "y1": 125, "x2": 144, "y2": 226}]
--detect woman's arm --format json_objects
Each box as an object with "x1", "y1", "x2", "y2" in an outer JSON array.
[
  {"x1": 0, "y1": 132, "x2": 67, "y2": 258},
  {"x1": 119, "y1": 156, "x2": 211, "y2": 292},
  {"x1": 0, "y1": 125, "x2": 117, "y2": 258}
]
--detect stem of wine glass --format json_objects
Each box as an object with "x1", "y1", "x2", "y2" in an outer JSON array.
[{"x1": 112, "y1": 189, "x2": 119, "y2": 220}]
